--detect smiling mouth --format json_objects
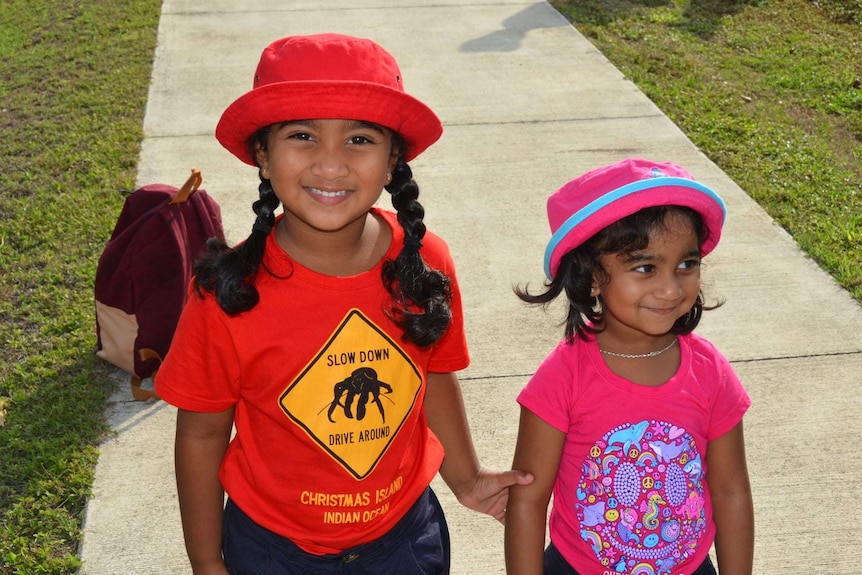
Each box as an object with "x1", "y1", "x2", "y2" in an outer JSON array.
[
  {"x1": 308, "y1": 187, "x2": 349, "y2": 198},
  {"x1": 647, "y1": 306, "x2": 679, "y2": 315}
]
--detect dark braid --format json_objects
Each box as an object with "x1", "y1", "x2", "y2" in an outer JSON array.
[
  {"x1": 193, "y1": 128, "x2": 282, "y2": 315},
  {"x1": 381, "y1": 157, "x2": 452, "y2": 347}
]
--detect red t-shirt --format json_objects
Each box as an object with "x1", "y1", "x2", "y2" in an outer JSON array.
[{"x1": 156, "y1": 209, "x2": 469, "y2": 554}]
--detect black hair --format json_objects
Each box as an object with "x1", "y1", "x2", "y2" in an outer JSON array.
[
  {"x1": 515, "y1": 205, "x2": 720, "y2": 343},
  {"x1": 193, "y1": 123, "x2": 451, "y2": 348},
  {"x1": 380, "y1": 154, "x2": 452, "y2": 347}
]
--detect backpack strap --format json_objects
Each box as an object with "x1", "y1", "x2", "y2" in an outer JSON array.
[
  {"x1": 169, "y1": 168, "x2": 203, "y2": 205},
  {"x1": 129, "y1": 348, "x2": 163, "y2": 401}
]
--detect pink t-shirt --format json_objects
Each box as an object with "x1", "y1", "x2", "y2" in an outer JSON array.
[{"x1": 518, "y1": 333, "x2": 749, "y2": 575}]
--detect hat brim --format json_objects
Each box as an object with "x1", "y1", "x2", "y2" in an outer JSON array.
[
  {"x1": 216, "y1": 81, "x2": 443, "y2": 165},
  {"x1": 545, "y1": 177, "x2": 727, "y2": 278}
]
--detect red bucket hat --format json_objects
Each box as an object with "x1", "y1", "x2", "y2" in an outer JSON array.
[
  {"x1": 216, "y1": 33, "x2": 443, "y2": 165},
  {"x1": 544, "y1": 158, "x2": 726, "y2": 278}
]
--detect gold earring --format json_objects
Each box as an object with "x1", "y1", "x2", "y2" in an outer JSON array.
[{"x1": 385, "y1": 172, "x2": 392, "y2": 184}]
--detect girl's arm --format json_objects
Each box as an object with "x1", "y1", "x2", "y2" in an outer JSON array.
[
  {"x1": 175, "y1": 408, "x2": 235, "y2": 575},
  {"x1": 505, "y1": 407, "x2": 565, "y2": 575},
  {"x1": 707, "y1": 420, "x2": 754, "y2": 575},
  {"x1": 424, "y1": 372, "x2": 533, "y2": 522}
]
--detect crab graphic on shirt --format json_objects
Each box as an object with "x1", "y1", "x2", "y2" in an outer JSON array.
[{"x1": 280, "y1": 309, "x2": 422, "y2": 480}]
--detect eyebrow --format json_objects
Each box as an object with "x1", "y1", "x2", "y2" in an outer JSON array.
[
  {"x1": 349, "y1": 120, "x2": 386, "y2": 133},
  {"x1": 619, "y1": 248, "x2": 701, "y2": 263},
  {"x1": 281, "y1": 119, "x2": 385, "y2": 133}
]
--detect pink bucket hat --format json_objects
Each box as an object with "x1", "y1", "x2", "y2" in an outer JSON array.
[
  {"x1": 544, "y1": 158, "x2": 726, "y2": 278},
  {"x1": 216, "y1": 33, "x2": 442, "y2": 165}
]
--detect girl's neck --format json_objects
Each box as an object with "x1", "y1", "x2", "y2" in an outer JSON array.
[
  {"x1": 275, "y1": 210, "x2": 392, "y2": 276},
  {"x1": 594, "y1": 330, "x2": 681, "y2": 387}
]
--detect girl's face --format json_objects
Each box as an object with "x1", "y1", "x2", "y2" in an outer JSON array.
[
  {"x1": 256, "y1": 118, "x2": 399, "y2": 237},
  {"x1": 593, "y1": 211, "x2": 702, "y2": 345}
]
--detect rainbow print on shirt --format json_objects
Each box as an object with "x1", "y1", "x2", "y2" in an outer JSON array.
[{"x1": 576, "y1": 419, "x2": 706, "y2": 575}]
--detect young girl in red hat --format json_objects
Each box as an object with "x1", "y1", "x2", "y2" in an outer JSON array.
[
  {"x1": 155, "y1": 33, "x2": 532, "y2": 575},
  {"x1": 505, "y1": 158, "x2": 753, "y2": 575}
]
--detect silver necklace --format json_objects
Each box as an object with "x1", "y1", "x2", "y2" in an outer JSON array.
[{"x1": 600, "y1": 338, "x2": 677, "y2": 359}]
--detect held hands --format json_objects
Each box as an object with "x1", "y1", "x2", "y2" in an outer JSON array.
[{"x1": 451, "y1": 468, "x2": 534, "y2": 523}]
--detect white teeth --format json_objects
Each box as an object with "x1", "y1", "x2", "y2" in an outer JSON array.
[{"x1": 309, "y1": 187, "x2": 348, "y2": 198}]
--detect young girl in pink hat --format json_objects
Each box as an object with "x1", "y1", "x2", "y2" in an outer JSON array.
[
  {"x1": 155, "y1": 33, "x2": 531, "y2": 575},
  {"x1": 505, "y1": 158, "x2": 753, "y2": 575}
]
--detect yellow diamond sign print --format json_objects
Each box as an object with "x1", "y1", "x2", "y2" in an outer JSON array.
[{"x1": 280, "y1": 309, "x2": 423, "y2": 480}]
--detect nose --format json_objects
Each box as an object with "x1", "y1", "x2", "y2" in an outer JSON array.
[
  {"x1": 310, "y1": 141, "x2": 349, "y2": 181},
  {"x1": 655, "y1": 270, "x2": 684, "y2": 301}
]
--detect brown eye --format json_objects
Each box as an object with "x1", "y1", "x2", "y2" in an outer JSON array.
[{"x1": 678, "y1": 259, "x2": 701, "y2": 270}]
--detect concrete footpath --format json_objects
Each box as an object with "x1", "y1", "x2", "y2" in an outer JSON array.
[{"x1": 79, "y1": 1, "x2": 862, "y2": 573}]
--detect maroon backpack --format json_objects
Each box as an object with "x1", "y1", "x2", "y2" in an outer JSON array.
[{"x1": 95, "y1": 169, "x2": 224, "y2": 400}]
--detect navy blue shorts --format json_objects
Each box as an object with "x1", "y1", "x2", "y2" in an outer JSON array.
[
  {"x1": 222, "y1": 487, "x2": 450, "y2": 575},
  {"x1": 544, "y1": 542, "x2": 717, "y2": 575}
]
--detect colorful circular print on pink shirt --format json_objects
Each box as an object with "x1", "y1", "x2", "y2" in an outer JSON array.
[{"x1": 576, "y1": 419, "x2": 706, "y2": 575}]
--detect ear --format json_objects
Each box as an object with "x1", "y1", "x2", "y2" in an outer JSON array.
[
  {"x1": 388, "y1": 136, "x2": 403, "y2": 172},
  {"x1": 254, "y1": 143, "x2": 270, "y2": 175}
]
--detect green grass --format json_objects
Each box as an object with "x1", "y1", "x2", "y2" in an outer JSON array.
[
  {"x1": 0, "y1": 1, "x2": 161, "y2": 573},
  {"x1": 0, "y1": 0, "x2": 860, "y2": 573},
  {"x1": 550, "y1": 0, "x2": 862, "y2": 300}
]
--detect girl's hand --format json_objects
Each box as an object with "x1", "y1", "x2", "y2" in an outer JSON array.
[
  {"x1": 423, "y1": 372, "x2": 534, "y2": 522},
  {"x1": 452, "y1": 468, "x2": 534, "y2": 523}
]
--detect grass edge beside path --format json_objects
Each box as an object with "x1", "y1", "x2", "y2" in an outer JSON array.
[
  {"x1": 0, "y1": 1, "x2": 162, "y2": 573},
  {"x1": 551, "y1": 0, "x2": 862, "y2": 303}
]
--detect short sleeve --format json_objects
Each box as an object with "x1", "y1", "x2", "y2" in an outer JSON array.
[
  {"x1": 517, "y1": 341, "x2": 576, "y2": 433},
  {"x1": 422, "y1": 232, "x2": 470, "y2": 374},
  {"x1": 154, "y1": 287, "x2": 241, "y2": 412},
  {"x1": 706, "y1": 348, "x2": 751, "y2": 440}
]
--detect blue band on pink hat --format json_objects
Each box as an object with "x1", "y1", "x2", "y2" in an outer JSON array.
[{"x1": 544, "y1": 176, "x2": 726, "y2": 278}]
